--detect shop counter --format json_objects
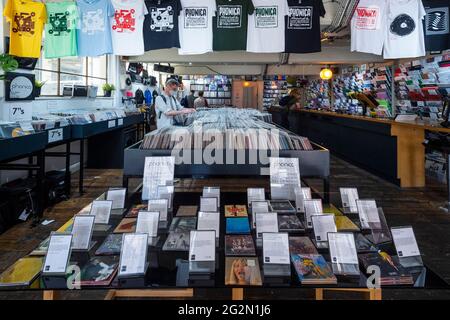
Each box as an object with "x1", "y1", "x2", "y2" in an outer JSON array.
[{"x1": 289, "y1": 109, "x2": 450, "y2": 187}]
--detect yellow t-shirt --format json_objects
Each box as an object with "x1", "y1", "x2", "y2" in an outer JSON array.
[{"x1": 3, "y1": 0, "x2": 47, "y2": 58}]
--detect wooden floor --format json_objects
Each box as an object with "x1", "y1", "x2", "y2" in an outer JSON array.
[{"x1": 1, "y1": 156, "x2": 450, "y2": 299}]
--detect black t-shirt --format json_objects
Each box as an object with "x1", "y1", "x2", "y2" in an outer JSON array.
[
  {"x1": 144, "y1": 0, "x2": 182, "y2": 51},
  {"x1": 284, "y1": 0, "x2": 326, "y2": 54},
  {"x1": 422, "y1": 0, "x2": 450, "y2": 52}
]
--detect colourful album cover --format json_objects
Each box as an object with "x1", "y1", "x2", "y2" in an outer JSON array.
[
  {"x1": 125, "y1": 204, "x2": 148, "y2": 218},
  {"x1": 225, "y1": 257, "x2": 262, "y2": 286},
  {"x1": 291, "y1": 254, "x2": 337, "y2": 284},
  {"x1": 289, "y1": 236, "x2": 318, "y2": 254},
  {"x1": 113, "y1": 218, "x2": 136, "y2": 233},
  {"x1": 225, "y1": 205, "x2": 248, "y2": 217},
  {"x1": 0, "y1": 257, "x2": 43, "y2": 287},
  {"x1": 359, "y1": 252, "x2": 413, "y2": 286},
  {"x1": 95, "y1": 234, "x2": 122, "y2": 256},
  {"x1": 226, "y1": 217, "x2": 251, "y2": 234},
  {"x1": 225, "y1": 235, "x2": 256, "y2": 256},
  {"x1": 176, "y1": 205, "x2": 198, "y2": 217},
  {"x1": 80, "y1": 256, "x2": 119, "y2": 286}
]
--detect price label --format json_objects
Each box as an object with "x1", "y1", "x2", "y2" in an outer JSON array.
[
  {"x1": 108, "y1": 120, "x2": 116, "y2": 128},
  {"x1": 8, "y1": 103, "x2": 32, "y2": 122},
  {"x1": 48, "y1": 128, "x2": 64, "y2": 143},
  {"x1": 118, "y1": 118, "x2": 124, "y2": 126}
]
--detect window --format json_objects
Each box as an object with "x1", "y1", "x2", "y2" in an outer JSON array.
[{"x1": 35, "y1": 56, "x2": 108, "y2": 96}]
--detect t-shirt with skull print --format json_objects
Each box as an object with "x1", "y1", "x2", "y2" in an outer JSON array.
[{"x1": 76, "y1": 0, "x2": 115, "y2": 57}]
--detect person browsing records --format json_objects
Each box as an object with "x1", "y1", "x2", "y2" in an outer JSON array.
[
  {"x1": 155, "y1": 78, "x2": 196, "y2": 129},
  {"x1": 194, "y1": 91, "x2": 209, "y2": 108}
]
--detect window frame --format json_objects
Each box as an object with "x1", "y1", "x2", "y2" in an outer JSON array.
[{"x1": 35, "y1": 56, "x2": 109, "y2": 97}]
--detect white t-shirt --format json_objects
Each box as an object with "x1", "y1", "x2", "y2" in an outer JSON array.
[
  {"x1": 179, "y1": 0, "x2": 216, "y2": 55},
  {"x1": 350, "y1": 0, "x2": 387, "y2": 56},
  {"x1": 247, "y1": 0, "x2": 289, "y2": 53},
  {"x1": 111, "y1": 0, "x2": 148, "y2": 56},
  {"x1": 383, "y1": 0, "x2": 426, "y2": 59}
]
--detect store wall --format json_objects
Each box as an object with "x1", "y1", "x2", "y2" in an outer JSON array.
[{"x1": 232, "y1": 80, "x2": 264, "y2": 110}]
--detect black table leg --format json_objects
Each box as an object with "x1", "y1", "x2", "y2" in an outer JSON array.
[
  {"x1": 32, "y1": 150, "x2": 45, "y2": 226},
  {"x1": 79, "y1": 139, "x2": 84, "y2": 195},
  {"x1": 65, "y1": 142, "x2": 71, "y2": 197},
  {"x1": 324, "y1": 177, "x2": 330, "y2": 204}
]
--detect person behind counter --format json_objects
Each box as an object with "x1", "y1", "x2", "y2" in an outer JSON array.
[
  {"x1": 155, "y1": 78, "x2": 196, "y2": 129},
  {"x1": 194, "y1": 91, "x2": 209, "y2": 108},
  {"x1": 275, "y1": 88, "x2": 303, "y2": 128}
]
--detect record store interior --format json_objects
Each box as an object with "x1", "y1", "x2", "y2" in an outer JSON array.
[{"x1": 0, "y1": 0, "x2": 450, "y2": 301}]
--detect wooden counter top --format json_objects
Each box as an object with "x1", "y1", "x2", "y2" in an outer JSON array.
[{"x1": 295, "y1": 109, "x2": 450, "y2": 134}]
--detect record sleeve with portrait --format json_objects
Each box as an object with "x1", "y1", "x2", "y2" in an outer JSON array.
[
  {"x1": 225, "y1": 235, "x2": 256, "y2": 256},
  {"x1": 225, "y1": 257, "x2": 262, "y2": 286}
]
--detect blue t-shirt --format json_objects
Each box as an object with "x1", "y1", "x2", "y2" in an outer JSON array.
[{"x1": 76, "y1": 0, "x2": 114, "y2": 57}]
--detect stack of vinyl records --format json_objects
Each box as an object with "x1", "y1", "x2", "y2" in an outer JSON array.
[
  {"x1": 0, "y1": 121, "x2": 35, "y2": 139},
  {"x1": 141, "y1": 108, "x2": 313, "y2": 151}
]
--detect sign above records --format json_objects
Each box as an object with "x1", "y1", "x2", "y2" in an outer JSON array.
[{"x1": 5, "y1": 72, "x2": 35, "y2": 101}]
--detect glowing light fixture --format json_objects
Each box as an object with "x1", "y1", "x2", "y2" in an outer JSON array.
[
  {"x1": 243, "y1": 81, "x2": 250, "y2": 87},
  {"x1": 320, "y1": 68, "x2": 333, "y2": 80}
]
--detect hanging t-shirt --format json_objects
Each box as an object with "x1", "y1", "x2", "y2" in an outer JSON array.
[
  {"x1": 422, "y1": 0, "x2": 450, "y2": 52},
  {"x1": 350, "y1": 0, "x2": 387, "y2": 56},
  {"x1": 3, "y1": 0, "x2": 47, "y2": 58},
  {"x1": 213, "y1": 0, "x2": 255, "y2": 51},
  {"x1": 143, "y1": 0, "x2": 182, "y2": 51},
  {"x1": 178, "y1": 0, "x2": 216, "y2": 55},
  {"x1": 285, "y1": 0, "x2": 326, "y2": 53},
  {"x1": 76, "y1": 0, "x2": 115, "y2": 57},
  {"x1": 246, "y1": 0, "x2": 289, "y2": 53},
  {"x1": 44, "y1": 2, "x2": 79, "y2": 59},
  {"x1": 110, "y1": 0, "x2": 148, "y2": 56},
  {"x1": 384, "y1": 0, "x2": 426, "y2": 59}
]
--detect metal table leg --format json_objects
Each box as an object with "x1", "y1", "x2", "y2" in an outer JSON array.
[
  {"x1": 65, "y1": 142, "x2": 71, "y2": 197},
  {"x1": 79, "y1": 139, "x2": 84, "y2": 195}
]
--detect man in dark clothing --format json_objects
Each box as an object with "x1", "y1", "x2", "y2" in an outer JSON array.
[{"x1": 187, "y1": 90, "x2": 196, "y2": 108}]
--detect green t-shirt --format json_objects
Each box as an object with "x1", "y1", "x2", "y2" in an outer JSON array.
[
  {"x1": 44, "y1": 2, "x2": 78, "y2": 59},
  {"x1": 213, "y1": 0, "x2": 255, "y2": 51}
]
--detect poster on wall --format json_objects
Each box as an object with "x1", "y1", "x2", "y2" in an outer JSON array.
[{"x1": 5, "y1": 72, "x2": 35, "y2": 101}]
